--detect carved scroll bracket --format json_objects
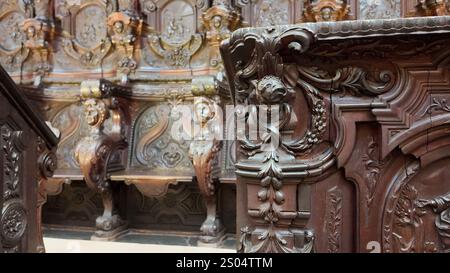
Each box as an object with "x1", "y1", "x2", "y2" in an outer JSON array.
[
  {"x1": 189, "y1": 76, "x2": 225, "y2": 244},
  {"x1": 36, "y1": 132, "x2": 59, "y2": 253},
  {"x1": 75, "y1": 79, "x2": 128, "y2": 240}
]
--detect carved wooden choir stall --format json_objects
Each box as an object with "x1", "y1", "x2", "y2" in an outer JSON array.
[
  {"x1": 0, "y1": 66, "x2": 58, "y2": 252},
  {"x1": 1, "y1": 0, "x2": 450, "y2": 252}
]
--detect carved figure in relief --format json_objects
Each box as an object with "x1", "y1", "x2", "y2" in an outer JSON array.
[
  {"x1": 417, "y1": 191, "x2": 450, "y2": 252},
  {"x1": 165, "y1": 15, "x2": 186, "y2": 44}
]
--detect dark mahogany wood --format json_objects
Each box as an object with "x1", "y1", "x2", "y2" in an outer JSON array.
[
  {"x1": 0, "y1": 65, "x2": 58, "y2": 252},
  {"x1": 221, "y1": 16, "x2": 450, "y2": 253}
]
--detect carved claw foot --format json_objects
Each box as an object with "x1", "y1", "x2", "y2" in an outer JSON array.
[
  {"x1": 198, "y1": 214, "x2": 226, "y2": 246},
  {"x1": 92, "y1": 214, "x2": 128, "y2": 241},
  {"x1": 198, "y1": 197, "x2": 226, "y2": 246}
]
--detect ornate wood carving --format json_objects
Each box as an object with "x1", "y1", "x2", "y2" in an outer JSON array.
[
  {"x1": 75, "y1": 79, "x2": 128, "y2": 240},
  {"x1": 415, "y1": 0, "x2": 450, "y2": 16},
  {"x1": 326, "y1": 186, "x2": 342, "y2": 253},
  {"x1": 303, "y1": 0, "x2": 350, "y2": 22},
  {"x1": 56, "y1": 0, "x2": 116, "y2": 68},
  {"x1": 107, "y1": 11, "x2": 141, "y2": 84},
  {"x1": 189, "y1": 78, "x2": 225, "y2": 244},
  {"x1": 36, "y1": 135, "x2": 58, "y2": 252},
  {"x1": 0, "y1": 66, "x2": 58, "y2": 252},
  {"x1": 202, "y1": 1, "x2": 240, "y2": 68},
  {"x1": 145, "y1": 0, "x2": 204, "y2": 67},
  {"x1": 222, "y1": 16, "x2": 450, "y2": 253}
]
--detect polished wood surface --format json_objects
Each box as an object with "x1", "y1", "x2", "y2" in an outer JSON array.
[
  {"x1": 221, "y1": 16, "x2": 450, "y2": 253},
  {"x1": 0, "y1": 66, "x2": 58, "y2": 252}
]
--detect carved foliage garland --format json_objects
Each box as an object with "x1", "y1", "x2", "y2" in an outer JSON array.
[
  {"x1": 227, "y1": 27, "x2": 321, "y2": 252},
  {"x1": 327, "y1": 186, "x2": 342, "y2": 253},
  {"x1": 1, "y1": 124, "x2": 27, "y2": 252}
]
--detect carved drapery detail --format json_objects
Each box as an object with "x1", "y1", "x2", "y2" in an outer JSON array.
[
  {"x1": 303, "y1": 0, "x2": 350, "y2": 22},
  {"x1": 75, "y1": 79, "x2": 128, "y2": 240},
  {"x1": 416, "y1": 190, "x2": 450, "y2": 252}
]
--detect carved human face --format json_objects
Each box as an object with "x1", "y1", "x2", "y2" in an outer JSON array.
[
  {"x1": 27, "y1": 26, "x2": 36, "y2": 39},
  {"x1": 114, "y1": 21, "x2": 124, "y2": 34},
  {"x1": 213, "y1": 15, "x2": 222, "y2": 29},
  {"x1": 320, "y1": 7, "x2": 333, "y2": 21}
]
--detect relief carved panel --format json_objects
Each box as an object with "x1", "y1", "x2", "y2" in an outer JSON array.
[
  {"x1": 359, "y1": 0, "x2": 401, "y2": 19},
  {"x1": 132, "y1": 103, "x2": 192, "y2": 170}
]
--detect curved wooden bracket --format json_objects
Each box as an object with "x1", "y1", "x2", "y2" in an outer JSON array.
[
  {"x1": 75, "y1": 80, "x2": 128, "y2": 240},
  {"x1": 189, "y1": 95, "x2": 225, "y2": 244}
]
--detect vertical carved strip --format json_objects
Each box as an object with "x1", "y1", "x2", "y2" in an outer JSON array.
[{"x1": 326, "y1": 186, "x2": 342, "y2": 253}]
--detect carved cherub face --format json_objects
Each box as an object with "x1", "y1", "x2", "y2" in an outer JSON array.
[
  {"x1": 320, "y1": 7, "x2": 333, "y2": 21},
  {"x1": 213, "y1": 15, "x2": 223, "y2": 29},
  {"x1": 114, "y1": 21, "x2": 124, "y2": 34},
  {"x1": 84, "y1": 99, "x2": 107, "y2": 127},
  {"x1": 27, "y1": 26, "x2": 36, "y2": 39}
]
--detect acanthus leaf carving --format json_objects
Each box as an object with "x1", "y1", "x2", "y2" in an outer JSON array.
[
  {"x1": 224, "y1": 26, "x2": 323, "y2": 253},
  {"x1": 326, "y1": 186, "x2": 342, "y2": 253}
]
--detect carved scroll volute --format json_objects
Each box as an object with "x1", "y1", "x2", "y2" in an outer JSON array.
[
  {"x1": 107, "y1": 11, "x2": 142, "y2": 84},
  {"x1": 75, "y1": 79, "x2": 128, "y2": 239},
  {"x1": 222, "y1": 27, "x2": 326, "y2": 253},
  {"x1": 302, "y1": 0, "x2": 350, "y2": 22},
  {"x1": 202, "y1": 2, "x2": 240, "y2": 68},
  {"x1": 36, "y1": 132, "x2": 59, "y2": 253},
  {"x1": 189, "y1": 76, "x2": 225, "y2": 244},
  {"x1": 56, "y1": 0, "x2": 117, "y2": 68}
]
